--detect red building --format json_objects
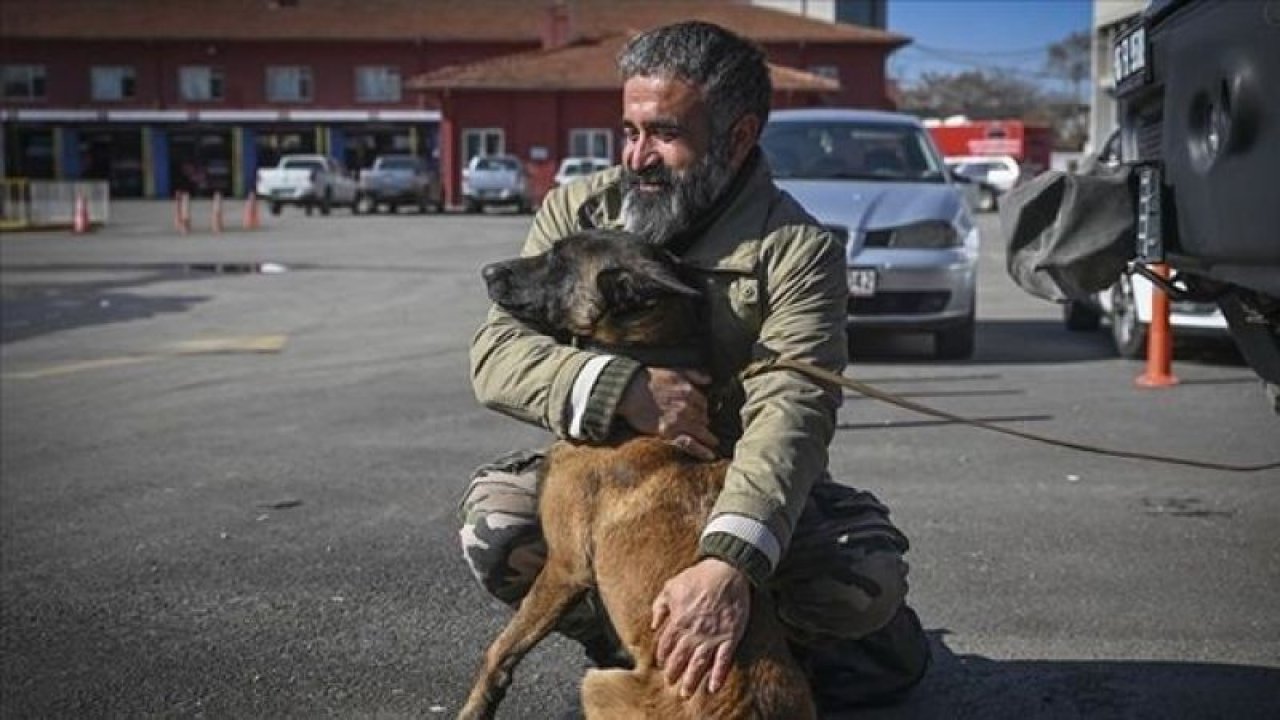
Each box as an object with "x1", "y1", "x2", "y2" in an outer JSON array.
[{"x1": 1, "y1": 0, "x2": 908, "y2": 200}]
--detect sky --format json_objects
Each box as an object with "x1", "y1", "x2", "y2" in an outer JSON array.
[{"x1": 884, "y1": 0, "x2": 1094, "y2": 90}]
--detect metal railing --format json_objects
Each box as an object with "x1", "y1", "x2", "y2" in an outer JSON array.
[{"x1": 1, "y1": 179, "x2": 111, "y2": 230}]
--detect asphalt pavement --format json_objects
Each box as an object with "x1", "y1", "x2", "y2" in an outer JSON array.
[{"x1": 2, "y1": 199, "x2": 1277, "y2": 719}]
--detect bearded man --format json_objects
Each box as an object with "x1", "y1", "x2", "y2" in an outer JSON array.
[{"x1": 459, "y1": 20, "x2": 930, "y2": 712}]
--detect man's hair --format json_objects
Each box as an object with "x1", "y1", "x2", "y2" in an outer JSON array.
[{"x1": 618, "y1": 21, "x2": 772, "y2": 138}]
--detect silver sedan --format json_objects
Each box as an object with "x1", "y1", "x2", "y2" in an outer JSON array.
[{"x1": 763, "y1": 108, "x2": 981, "y2": 359}]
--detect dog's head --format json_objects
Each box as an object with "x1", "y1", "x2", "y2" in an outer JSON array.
[{"x1": 482, "y1": 228, "x2": 701, "y2": 347}]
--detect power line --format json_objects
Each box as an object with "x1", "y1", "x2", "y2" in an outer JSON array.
[{"x1": 908, "y1": 42, "x2": 1053, "y2": 58}]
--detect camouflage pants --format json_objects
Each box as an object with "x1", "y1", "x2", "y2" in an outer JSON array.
[{"x1": 458, "y1": 448, "x2": 931, "y2": 707}]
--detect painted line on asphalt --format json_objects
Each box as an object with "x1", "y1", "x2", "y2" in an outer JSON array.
[{"x1": 1, "y1": 334, "x2": 288, "y2": 380}]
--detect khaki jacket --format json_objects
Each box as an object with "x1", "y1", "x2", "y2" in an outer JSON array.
[{"x1": 469, "y1": 156, "x2": 848, "y2": 585}]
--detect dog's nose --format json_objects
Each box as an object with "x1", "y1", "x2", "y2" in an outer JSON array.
[{"x1": 481, "y1": 263, "x2": 510, "y2": 286}]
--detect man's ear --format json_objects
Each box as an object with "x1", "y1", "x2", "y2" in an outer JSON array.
[{"x1": 729, "y1": 113, "x2": 762, "y2": 168}]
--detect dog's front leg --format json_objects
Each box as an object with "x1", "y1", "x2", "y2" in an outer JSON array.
[{"x1": 457, "y1": 562, "x2": 590, "y2": 720}]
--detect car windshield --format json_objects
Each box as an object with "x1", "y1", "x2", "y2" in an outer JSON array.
[
  {"x1": 379, "y1": 157, "x2": 420, "y2": 171},
  {"x1": 951, "y1": 163, "x2": 993, "y2": 179},
  {"x1": 762, "y1": 120, "x2": 946, "y2": 183},
  {"x1": 473, "y1": 157, "x2": 519, "y2": 171},
  {"x1": 282, "y1": 159, "x2": 325, "y2": 172}
]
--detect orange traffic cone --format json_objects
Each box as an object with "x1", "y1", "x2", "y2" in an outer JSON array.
[
  {"x1": 1136, "y1": 264, "x2": 1179, "y2": 388},
  {"x1": 174, "y1": 192, "x2": 191, "y2": 234},
  {"x1": 242, "y1": 192, "x2": 260, "y2": 230},
  {"x1": 211, "y1": 191, "x2": 224, "y2": 233},
  {"x1": 72, "y1": 193, "x2": 91, "y2": 234}
]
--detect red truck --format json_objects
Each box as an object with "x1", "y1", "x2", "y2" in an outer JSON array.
[{"x1": 925, "y1": 118, "x2": 1054, "y2": 177}]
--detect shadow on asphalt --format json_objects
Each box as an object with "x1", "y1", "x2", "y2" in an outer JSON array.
[
  {"x1": 844, "y1": 631, "x2": 1280, "y2": 720},
  {"x1": 1, "y1": 272, "x2": 211, "y2": 344},
  {"x1": 851, "y1": 319, "x2": 1248, "y2": 369}
]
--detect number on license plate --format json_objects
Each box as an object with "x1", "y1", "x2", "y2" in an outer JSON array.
[
  {"x1": 1113, "y1": 25, "x2": 1146, "y2": 87},
  {"x1": 848, "y1": 268, "x2": 877, "y2": 297}
]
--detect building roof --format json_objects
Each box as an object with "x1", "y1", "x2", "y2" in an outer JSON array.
[
  {"x1": 406, "y1": 34, "x2": 840, "y2": 93},
  {"x1": 0, "y1": 0, "x2": 909, "y2": 45}
]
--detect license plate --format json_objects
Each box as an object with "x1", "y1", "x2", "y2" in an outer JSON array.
[
  {"x1": 848, "y1": 268, "x2": 877, "y2": 297},
  {"x1": 1113, "y1": 24, "x2": 1148, "y2": 90}
]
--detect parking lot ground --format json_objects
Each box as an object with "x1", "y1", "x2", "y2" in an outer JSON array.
[{"x1": 2, "y1": 201, "x2": 1278, "y2": 718}]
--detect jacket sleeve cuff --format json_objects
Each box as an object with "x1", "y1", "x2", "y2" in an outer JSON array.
[
  {"x1": 576, "y1": 356, "x2": 643, "y2": 442},
  {"x1": 698, "y1": 524, "x2": 776, "y2": 588}
]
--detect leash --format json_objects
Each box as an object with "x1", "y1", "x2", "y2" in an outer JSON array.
[{"x1": 741, "y1": 356, "x2": 1280, "y2": 473}]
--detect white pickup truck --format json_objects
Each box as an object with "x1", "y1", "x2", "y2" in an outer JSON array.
[{"x1": 255, "y1": 154, "x2": 360, "y2": 215}]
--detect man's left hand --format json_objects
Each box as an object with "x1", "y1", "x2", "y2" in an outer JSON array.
[{"x1": 650, "y1": 557, "x2": 750, "y2": 698}]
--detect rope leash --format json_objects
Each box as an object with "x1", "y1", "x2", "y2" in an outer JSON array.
[{"x1": 742, "y1": 356, "x2": 1280, "y2": 474}]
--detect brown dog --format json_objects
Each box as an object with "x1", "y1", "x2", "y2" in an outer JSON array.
[{"x1": 459, "y1": 229, "x2": 814, "y2": 719}]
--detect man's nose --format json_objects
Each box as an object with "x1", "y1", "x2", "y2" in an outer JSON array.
[{"x1": 625, "y1": 139, "x2": 659, "y2": 173}]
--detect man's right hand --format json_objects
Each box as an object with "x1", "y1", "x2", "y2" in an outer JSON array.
[{"x1": 618, "y1": 368, "x2": 719, "y2": 460}]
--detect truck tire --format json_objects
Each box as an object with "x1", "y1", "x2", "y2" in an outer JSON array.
[
  {"x1": 269, "y1": 202, "x2": 282, "y2": 216},
  {"x1": 1109, "y1": 276, "x2": 1147, "y2": 359},
  {"x1": 1063, "y1": 300, "x2": 1102, "y2": 331},
  {"x1": 320, "y1": 189, "x2": 333, "y2": 216}
]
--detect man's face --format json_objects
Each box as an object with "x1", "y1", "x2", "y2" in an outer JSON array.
[{"x1": 619, "y1": 75, "x2": 735, "y2": 244}]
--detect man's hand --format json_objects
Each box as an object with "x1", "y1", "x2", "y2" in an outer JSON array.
[
  {"x1": 618, "y1": 368, "x2": 718, "y2": 460},
  {"x1": 650, "y1": 558, "x2": 750, "y2": 697}
]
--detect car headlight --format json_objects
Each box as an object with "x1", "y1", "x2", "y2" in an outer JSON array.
[
  {"x1": 822, "y1": 224, "x2": 850, "y2": 245},
  {"x1": 888, "y1": 221, "x2": 959, "y2": 249}
]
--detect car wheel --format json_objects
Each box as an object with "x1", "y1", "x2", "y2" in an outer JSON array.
[
  {"x1": 351, "y1": 195, "x2": 361, "y2": 215},
  {"x1": 935, "y1": 314, "x2": 975, "y2": 360},
  {"x1": 269, "y1": 202, "x2": 282, "y2": 216},
  {"x1": 320, "y1": 189, "x2": 333, "y2": 216},
  {"x1": 418, "y1": 196, "x2": 429, "y2": 214},
  {"x1": 1063, "y1": 300, "x2": 1102, "y2": 331},
  {"x1": 978, "y1": 188, "x2": 997, "y2": 213},
  {"x1": 1109, "y1": 275, "x2": 1147, "y2": 359},
  {"x1": 465, "y1": 200, "x2": 481, "y2": 214}
]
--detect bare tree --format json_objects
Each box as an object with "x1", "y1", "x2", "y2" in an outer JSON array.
[
  {"x1": 1045, "y1": 30, "x2": 1091, "y2": 105},
  {"x1": 897, "y1": 69, "x2": 1046, "y2": 120}
]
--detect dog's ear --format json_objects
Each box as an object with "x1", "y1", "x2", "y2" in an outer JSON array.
[{"x1": 597, "y1": 263, "x2": 699, "y2": 310}]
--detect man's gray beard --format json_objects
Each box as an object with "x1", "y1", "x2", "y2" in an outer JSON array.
[{"x1": 621, "y1": 145, "x2": 734, "y2": 246}]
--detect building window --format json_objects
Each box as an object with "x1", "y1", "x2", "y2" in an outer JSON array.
[
  {"x1": 808, "y1": 65, "x2": 840, "y2": 83},
  {"x1": 266, "y1": 66, "x2": 312, "y2": 102},
  {"x1": 179, "y1": 66, "x2": 225, "y2": 102},
  {"x1": 462, "y1": 128, "x2": 504, "y2": 163},
  {"x1": 569, "y1": 129, "x2": 612, "y2": 159},
  {"x1": 2, "y1": 65, "x2": 47, "y2": 100},
  {"x1": 91, "y1": 66, "x2": 136, "y2": 101},
  {"x1": 355, "y1": 66, "x2": 401, "y2": 103}
]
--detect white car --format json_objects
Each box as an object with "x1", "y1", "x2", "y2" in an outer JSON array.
[
  {"x1": 461, "y1": 154, "x2": 530, "y2": 213},
  {"x1": 255, "y1": 154, "x2": 360, "y2": 216},
  {"x1": 944, "y1": 155, "x2": 1021, "y2": 194},
  {"x1": 554, "y1": 157, "x2": 612, "y2": 187},
  {"x1": 1063, "y1": 273, "x2": 1231, "y2": 359}
]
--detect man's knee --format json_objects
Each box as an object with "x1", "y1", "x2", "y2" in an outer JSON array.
[
  {"x1": 776, "y1": 547, "x2": 908, "y2": 643},
  {"x1": 457, "y1": 449, "x2": 545, "y2": 606}
]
